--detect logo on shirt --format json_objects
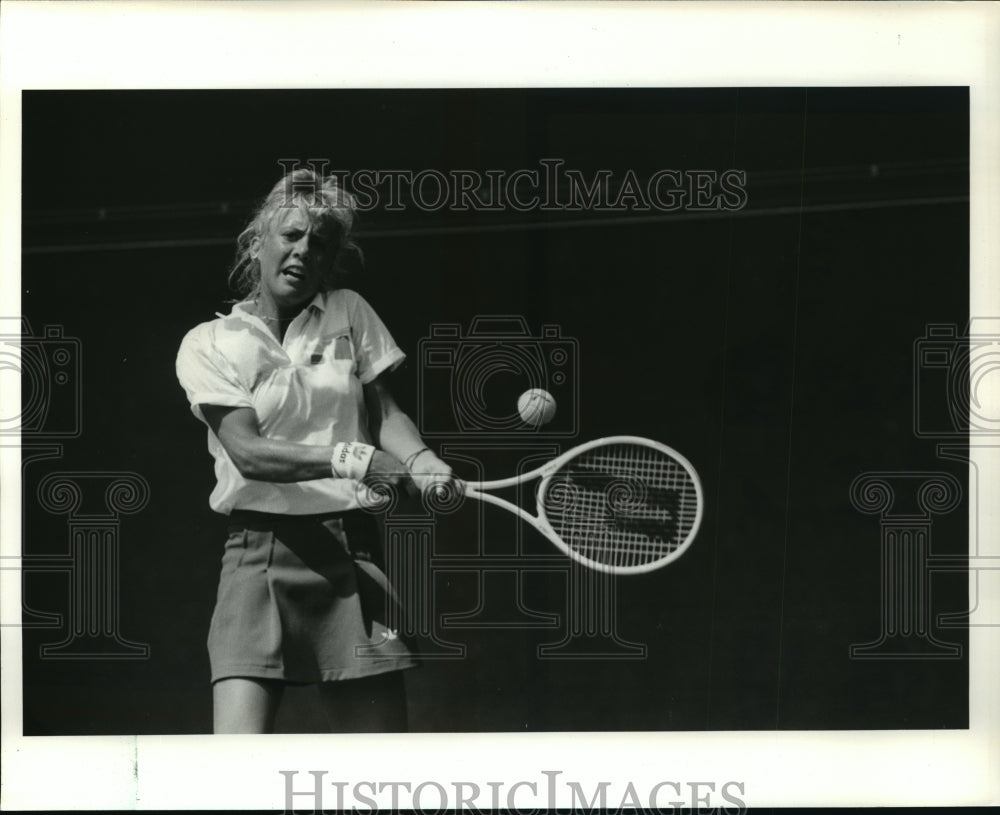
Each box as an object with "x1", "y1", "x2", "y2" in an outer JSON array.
[{"x1": 311, "y1": 333, "x2": 354, "y2": 365}]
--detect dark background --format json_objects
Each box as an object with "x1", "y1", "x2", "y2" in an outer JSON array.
[{"x1": 18, "y1": 88, "x2": 969, "y2": 734}]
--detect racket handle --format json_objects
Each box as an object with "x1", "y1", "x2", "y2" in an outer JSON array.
[
  {"x1": 422, "y1": 478, "x2": 466, "y2": 513},
  {"x1": 431, "y1": 479, "x2": 464, "y2": 500}
]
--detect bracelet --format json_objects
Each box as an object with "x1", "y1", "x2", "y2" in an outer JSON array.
[
  {"x1": 404, "y1": 447, "x2": 432, "y2": 471},
  {"x1": 331, "y1": 441, "x2": 376, "y2": 480}
]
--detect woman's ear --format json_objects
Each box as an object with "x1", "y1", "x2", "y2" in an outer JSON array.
[{"x1": 249, "y1": 235, "x2": 261, "y2": 259}]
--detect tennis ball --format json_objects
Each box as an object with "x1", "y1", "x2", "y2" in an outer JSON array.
[{"x1": 517, "y1": 388, "x2": 557, "y2": 427}]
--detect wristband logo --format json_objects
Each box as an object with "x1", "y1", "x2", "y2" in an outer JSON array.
[{"x1": 332, "y1": 441, "x2": 375, "y2": 480}]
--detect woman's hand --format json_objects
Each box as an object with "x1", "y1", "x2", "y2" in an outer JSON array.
[
  {"x1": 361, "y1": 375, "x2": 463, "y2": 503},
  {"x1": 362, "y1": 449, "x2": 462, "y2": 507},
  {"x1": 366, "y1": 450, "x2": 410, "y2": 486},
  {"x1": 407, "y1": 449, "x2": 462, "y2": 501}
]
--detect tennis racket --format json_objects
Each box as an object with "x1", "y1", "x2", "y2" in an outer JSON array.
[{"x1": 430, "y1": 435, "x2": 703, "y2": 575}]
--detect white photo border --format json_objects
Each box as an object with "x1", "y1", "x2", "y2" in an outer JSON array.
[{"x1": 1, "y1": 1, "x2": 998, "y2": 809}]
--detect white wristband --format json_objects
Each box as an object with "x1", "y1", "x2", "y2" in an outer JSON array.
[{"x1": 331, "y1": 441, "x2": 376, "y2": 480}]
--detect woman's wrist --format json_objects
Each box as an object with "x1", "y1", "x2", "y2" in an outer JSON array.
[
  {"x1": 331, "y1": 441, "x2": 376, "y2": 479},
  {"x1": 403, "y1": 447, "x2": 432, "y2": 471}
]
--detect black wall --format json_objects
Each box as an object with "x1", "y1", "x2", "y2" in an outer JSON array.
[{"x1": 20, "y1": 88, "x2": 969, "y2": 734}]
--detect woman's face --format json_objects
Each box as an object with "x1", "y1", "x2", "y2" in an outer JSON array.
[{"x1": 252, "y1": 205, "x2": 336, "y2": 310}]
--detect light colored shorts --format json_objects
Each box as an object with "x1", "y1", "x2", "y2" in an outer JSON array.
[{"x1": 208, "y1": 510, "x2": 417, "y2": 684}]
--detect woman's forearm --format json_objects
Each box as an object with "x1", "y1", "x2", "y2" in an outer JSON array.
[
  {"x1": 375, "y1": 409, "x2": 429, "y2": 467},
  {"x1": 204, "y1": 400, "x2": 421, "y2": 484},
  {"x1": 227, "y1": 435, "x2": 336, "y2": 482},
  {"x1": 203, "y1": 404, "x2": 342, "y2": 483}
]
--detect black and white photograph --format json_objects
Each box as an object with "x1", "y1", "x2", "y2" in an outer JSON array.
[{"x1": 2, "y1": 2, "x2": 998, "y2": 811}]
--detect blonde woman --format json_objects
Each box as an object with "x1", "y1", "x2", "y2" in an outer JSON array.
[{"x1": 176, "y1": 168, "x2": 453, "y2": 733}]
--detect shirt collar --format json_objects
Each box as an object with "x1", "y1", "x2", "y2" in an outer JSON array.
[
  {"x1": 231, "y1": 290, "x2": 326, "y2": 317},
  {"x1": 307, "y1": 291, "x2": 326, "y2": 313}
]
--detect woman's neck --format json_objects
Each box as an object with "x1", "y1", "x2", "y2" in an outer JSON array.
[{"x1": 253, "y1": 294, "x2": 305, "y2": 340}]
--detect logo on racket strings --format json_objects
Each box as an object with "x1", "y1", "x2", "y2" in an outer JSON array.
[{"x1": 549, "y1": 471, "x2": 681, "y2": 547}]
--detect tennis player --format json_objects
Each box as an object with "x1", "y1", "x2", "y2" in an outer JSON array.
[{"x1": 175, "y1": 168, "x2": 454, "y2": 734}]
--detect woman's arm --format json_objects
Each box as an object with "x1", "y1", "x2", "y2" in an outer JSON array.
[
  {"x1": 201, "y1": 404, "x2": 337, "y2": 482},
  {"x1": 202, "y1": 375, "x2": 452, "y2": 489},
  {"x1": 364, "y1": 375, "x2": 454, "y2": 490}
]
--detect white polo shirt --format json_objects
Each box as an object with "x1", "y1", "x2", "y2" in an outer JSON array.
[{"x1": 176, "y1": 288, "x2": 405, "y2": 515}]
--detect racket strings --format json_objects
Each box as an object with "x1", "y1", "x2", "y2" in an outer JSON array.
[{"x1": 541, "y1": 443, "x2": 699, "y2": 569}]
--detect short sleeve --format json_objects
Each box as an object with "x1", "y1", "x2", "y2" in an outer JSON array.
[
  {"x1": 344, "y1": 290, "x2": 407, "y2": 384},
  {"x1": 175, "y1": 322, "x2": 254, "y2": 421}
]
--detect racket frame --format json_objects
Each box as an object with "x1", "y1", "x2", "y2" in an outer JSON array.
[{"x1": 462, "y1": 435, "x2": 703, "y2": 575}]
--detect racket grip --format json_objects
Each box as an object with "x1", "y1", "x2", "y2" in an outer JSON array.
[{"x1": 423, "y1": 478, "x2": 465, "y2": 513}]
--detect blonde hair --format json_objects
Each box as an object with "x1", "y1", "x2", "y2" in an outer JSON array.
[{"x1": 228, "y1": 168, "x2": 361, "y2": 298}]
